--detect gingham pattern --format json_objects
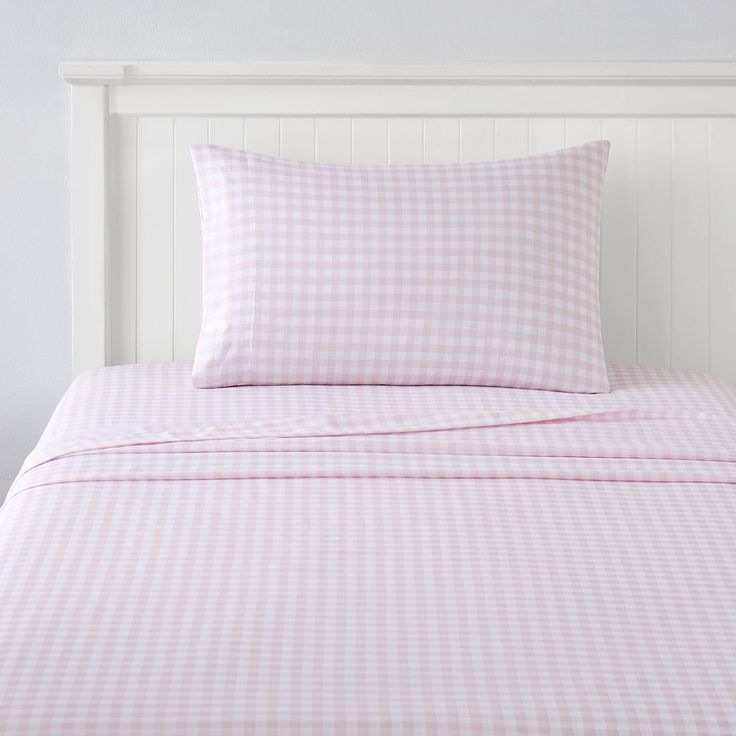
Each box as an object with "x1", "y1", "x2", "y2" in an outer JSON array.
[
  {"x1": 1, "y1": 363, "x2": 735, "y2": 735},
  {"x1": 191, "y1": 142, "x2": 611, "y2": 392}
]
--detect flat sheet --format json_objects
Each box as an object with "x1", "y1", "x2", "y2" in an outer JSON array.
[{"x1": 1, "y1": 363, "x2": 734, "y2": 734}]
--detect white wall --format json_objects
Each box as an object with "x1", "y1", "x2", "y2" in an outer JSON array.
[{"x1": 1, "y1": 0, "x2": 735, "y2": 497}]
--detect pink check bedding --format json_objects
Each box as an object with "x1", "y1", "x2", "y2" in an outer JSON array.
[
  {"x1": 191, "y1": 143, "x2": 610, "y2": 393},
  {"x1": 1, "y1": 363, "x2": 735, "y2": 734}
]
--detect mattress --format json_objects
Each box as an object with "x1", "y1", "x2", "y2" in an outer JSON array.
[{"x1": 0, "y1": 362, "x2": 734, "y2": 735}]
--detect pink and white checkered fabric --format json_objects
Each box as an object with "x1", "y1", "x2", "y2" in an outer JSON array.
[
  {"x1": 1, "y1": 363, "x2": 735, "y2": 735},
  {"x1": 191, "y1": 142, "x2": 611, "y2": 392}
]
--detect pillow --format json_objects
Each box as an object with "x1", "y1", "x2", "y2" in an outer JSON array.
[{"x1": 191, "y1": 140, "x2": 611, "y2": 392}]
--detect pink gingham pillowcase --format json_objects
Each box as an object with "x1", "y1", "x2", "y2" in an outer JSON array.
[{"x1": 191, "y1": 141, "x2": 611, "y2": 392}]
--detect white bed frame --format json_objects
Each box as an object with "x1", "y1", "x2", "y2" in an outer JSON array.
[{"x1": 61, "y1": 61, "x2": 736, "y2": 384}]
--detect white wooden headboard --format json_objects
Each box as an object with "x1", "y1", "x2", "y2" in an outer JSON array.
[{"x1": 61, "y1": 61, "x2": 736, "y2": 383}]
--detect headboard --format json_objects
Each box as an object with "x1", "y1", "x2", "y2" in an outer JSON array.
[{"x1": 61, "y1": 61, "x2": 736, "y2": 383}]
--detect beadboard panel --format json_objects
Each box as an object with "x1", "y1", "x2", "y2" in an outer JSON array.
[
  {"x1": 107, "y1": 113, "x2": 736, "y2": 383},
  {"x1": 60, "y1": 64, "x2": 733, "y2": 383},
  {"x1": 136, "y1": 117, "x2": 174, "y2": 363}
]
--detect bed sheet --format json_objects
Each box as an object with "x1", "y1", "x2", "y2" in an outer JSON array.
[{"x1": 1, "y1": 363, "x2": 734, "y2": 734}]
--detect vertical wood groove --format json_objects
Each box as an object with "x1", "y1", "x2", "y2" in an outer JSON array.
[
  {"x1": 135, "y1": 116, "x2": 140, "y2": 363},
  {"x1": 108, "y1": 115, "x2": 137, "y2": 365},
  {"x1": 173, "y1": 118, "x2": 208, "y2": 360},
  {"x1": 709, "y1": 118, "x2": 736, "y2": 380},
  {"x1": 669, "y1": 119, "x2": 674, "y2": 369},
  {"x1": 706, "y1": 120, "x2": 712, "y2": 372},
  {"x1": 137, "y1": 117, "x2": 175, "y2": 362},
  {"x1": 171, "y1": 126, "x2": 175, "y2": 357},
  {"x1": 671, "y1": 119, "x2": 710, "y2": 372},
  {"x1": 633, "y1": 120, "x2": 639, "y2": 362}
]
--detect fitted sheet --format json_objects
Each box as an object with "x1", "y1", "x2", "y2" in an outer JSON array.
[{"x1": 0, "y1": 363, "x2": 735, "y2": 734}]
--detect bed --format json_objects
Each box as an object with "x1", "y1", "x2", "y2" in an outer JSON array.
[
  {"x1": 2, "y1": 362, "x2": 735, "y2": 733},
  {"x1": 1, "y1": 62, "x2": 736, "y2": 734}
]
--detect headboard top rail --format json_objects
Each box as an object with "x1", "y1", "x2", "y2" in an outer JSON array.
[{"x1": 60, "y1": 60, "x2": 736, "y2": 86}]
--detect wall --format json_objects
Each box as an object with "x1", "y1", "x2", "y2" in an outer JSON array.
[{"x1": 1, "y1": 0, "x2": 735, "y2": 497}]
